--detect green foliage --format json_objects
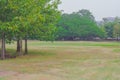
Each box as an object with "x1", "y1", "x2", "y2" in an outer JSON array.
[
  {"x1": 103, "y1": 17, "x2": 120, "y2": 39},
  {"x1": 0, "y1": 0, "x2": 61, "y2": 41},
  {"x1": 26, "y1": 0, "x2": 61, "y2": 41},
  {"x1": 113, "y1": 23, "x2": 120, "y2": 39},
  {"x1": 0, "y1": 0, "x2": 18, "y2": 43},
  {"x1": 56, "y1": 9, "x2": 104, "y2": 40},
  {"x1": 103, "y1": 22, "x2": 114, "y2": 38}
]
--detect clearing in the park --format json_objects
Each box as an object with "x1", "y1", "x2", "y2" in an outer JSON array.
[{"x1": 0, "y1": 41, "x2": 120, "y2": 80}]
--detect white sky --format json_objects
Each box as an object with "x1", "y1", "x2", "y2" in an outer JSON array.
[{"x1": 58, "y1": 0, "x2": 120, "y2": 21}]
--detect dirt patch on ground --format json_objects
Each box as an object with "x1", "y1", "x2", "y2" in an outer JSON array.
[
  {"x1": 5, "y1": 73, "x2": 63, "y2": 80},
  {"x1": 0, "y1": 71, "x2": 17, "y2": 77},
  {"x1": 0, "y1": 70, "x2": 64, "y2": 80}
]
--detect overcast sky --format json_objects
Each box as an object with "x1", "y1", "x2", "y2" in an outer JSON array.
[{"x1": 58, "y1": 0, "x2": 120, "y2": 21}]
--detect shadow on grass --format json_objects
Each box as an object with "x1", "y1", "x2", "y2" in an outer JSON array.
[
  {"x1": 28, "y1": 50, "x2": 56, "y2": 56},
  {"x1": 0, "y1": 49, "x2": 56, "y2": 60}
]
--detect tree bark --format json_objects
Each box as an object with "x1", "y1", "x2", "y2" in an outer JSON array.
[
  {"x1": 24, "y1": 37, "x2": 28, "y2": 55},
  {"x1": 17, "y1": 40, "x2": 20, "y2": 52},
  {"x1": 1, "y1": 32, "x2": 5, "y2": 60},
  {"x1": 17, "y1": 38, "x2": 22, "y2": 56},
  {"x1": 117, "y1": 34, "x2": 119, "y2": 41}
]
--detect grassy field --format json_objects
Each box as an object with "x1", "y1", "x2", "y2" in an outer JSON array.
[{"x1": 0, "y1": 41, "x2": 120, "y2": 80}]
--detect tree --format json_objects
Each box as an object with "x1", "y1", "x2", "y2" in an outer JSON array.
[
  {"x1": 0, "y1": 0, "x2": 61, "y2": 59},
  {"x1": 56, "y1": 9, "x2": 104, "y2": 40},
  {"x1": 9, "y1": 0, "x2": 61, "y2": 55},
  {"x1": 102, "y1": 17, "x2": 120, "y2": 39},
  {"x1": 103, "y1": 22, "x2": 114, "y2": 38},
  {"x1": 0, "y1": 0, "x2": 18, "y2": 59},
  {"x1": 113, "y1": 23, "x2": 120, "y2": 40},
  {"x1": 113, "y1": 18, "x2": 120, "y2": 40}
]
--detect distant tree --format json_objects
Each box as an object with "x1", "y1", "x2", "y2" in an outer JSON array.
[
  {"x1": 56, "y1": 9, "x2": 105, "y2": 40},
  {"x1": 103, "y1": 22, "x2": 114, "y2": 38},
  {"x1": 113, "y1": 23, "x2": 120, "y2": 40},
  {"x1": 113, "y1": 17, "x2": 120, "y2": 40},
  {"x1": 103, "y1": 17, "x2": 120, "y2": 39}
]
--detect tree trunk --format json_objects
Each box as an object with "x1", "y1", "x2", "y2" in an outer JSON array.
[
  {"x1": 17, "y1": 39, "x2": 22, "y2": 56},
  {"x1": 1, "y1": 33, "x2": 5, "y2": 60},
  {"x1": 24, "y1": 37, "x2": 28, "y2": 55},
  {"x1": 116, "y1": 34, "x2": 119, "y2": 41},
  {"x1": 17, "y1": 40, "x2": 20, "y2": 52}
]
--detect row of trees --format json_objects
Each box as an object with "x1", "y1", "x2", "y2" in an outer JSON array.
[
  {"x1": 0, "y1": 0, "x2": 61, "y2": 59},
  {"x1": 56, "y1": 9, "x2": 105, "y2": 40},
  {"x1": 55, "y1": 10, "x2": 120, "y2": 41}
]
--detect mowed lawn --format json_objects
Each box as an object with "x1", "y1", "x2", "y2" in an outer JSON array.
[{"x1": 0, "y1": 41, "x2": 120, "y2": 80}]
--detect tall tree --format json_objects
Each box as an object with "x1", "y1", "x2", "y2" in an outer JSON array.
[{"x1": 0, "y1": 0, "x2": 18, "y2": 59}]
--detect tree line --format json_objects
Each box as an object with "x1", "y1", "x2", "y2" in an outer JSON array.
[
  {"x1": 56, "y1": 9, "x2": 105, "y2": 40},
  {"x1": 55, "y1": 10, "x2": 120, "y2": 41},
  {"x1": 0, "y1": 0, "x2": 61, "y2": 60}
]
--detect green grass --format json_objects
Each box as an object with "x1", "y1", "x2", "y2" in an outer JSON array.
[
  {"x1": 0, "y1": 41, "x2": 120, "y2": 80},
  {"x1": 28, "y1": 41, "x2": 120, "y2": 47},
  {"x1": 113, "y1": 48, "x2": 120, "y2": 52},
  {"x1": 0, "y1": 78, "x2": 5, "y2": 80}
]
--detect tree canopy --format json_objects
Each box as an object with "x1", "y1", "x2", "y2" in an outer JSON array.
[{"x1": 56, "y1": 9, "x2": 104, "y2": 40}]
